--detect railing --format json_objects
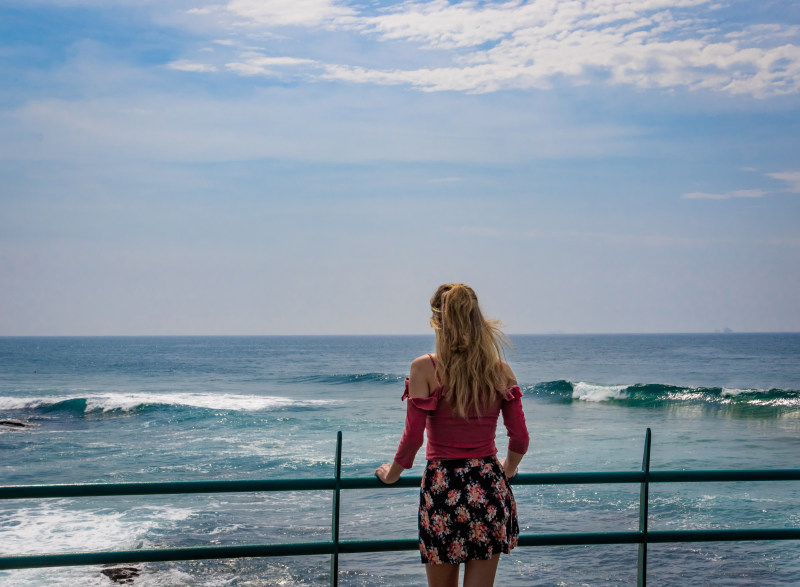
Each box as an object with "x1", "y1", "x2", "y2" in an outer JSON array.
[{"x1": 1, "y1": 429, "x2": 799, "y2": 586}]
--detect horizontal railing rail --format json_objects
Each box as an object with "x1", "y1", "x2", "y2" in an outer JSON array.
[
  {"x1": 1, "y1": 430, "x2": 798, "y2": 587},
  {"x1": 4, "y1": 469, "x2": 798, "y2": 500}
]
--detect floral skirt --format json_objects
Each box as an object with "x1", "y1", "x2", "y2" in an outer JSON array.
[{"x1": 418, "y1": 456, "x2": 519, "y2": 565}]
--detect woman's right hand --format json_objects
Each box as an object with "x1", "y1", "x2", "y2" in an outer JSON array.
[{"x1": 375, "y1": 461, "x2": 403, "y2": 484}]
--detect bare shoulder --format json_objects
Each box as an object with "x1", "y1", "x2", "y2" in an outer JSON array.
[
  {"x1": 408, "y1": 354, "x2": 436, "y2": 398},
  {"x1": 499, "y1": 361, "x2": 518, "y2": 388}
]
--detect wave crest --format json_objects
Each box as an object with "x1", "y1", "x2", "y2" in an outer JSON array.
[
  {"x1": 529, "y1": 381, "x2": 800, "y2": 410},
  {"x1": 0, "y1": 393, "x2": 335, "y2": 415}
]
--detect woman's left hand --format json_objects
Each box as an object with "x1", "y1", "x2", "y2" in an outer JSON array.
[
  {"x1": 375, "y1": 462, "x2": 401, "y2": 484},
  {"x1": 500, "y1": 458, "x2": 518, "y2": 479}
]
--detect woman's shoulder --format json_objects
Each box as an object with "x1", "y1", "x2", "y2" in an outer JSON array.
[
  {"x1": 498, "y1": 360, "x2": 518, "y2": 388},
  {"x1": 408, "y1": 354, "x2": 439, "y2": 399},
  {"x1": 410, "y1": 353, "x2": 438, "y2": 381},
  {"x1": 411, "y1": 353, "x2": 436, "y2": 369}
]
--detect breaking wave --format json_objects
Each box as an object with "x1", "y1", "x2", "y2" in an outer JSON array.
[
  {"x1": 528, "y1": 380, "x2": 800, "y2": 410},
  {"x1": 0, "y1": 392, "x2": 336, "y2": 416}
]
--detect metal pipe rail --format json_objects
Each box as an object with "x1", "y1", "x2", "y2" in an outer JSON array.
[{"x1": 1, "y1": 429, "x2": 799, "y2": 586}]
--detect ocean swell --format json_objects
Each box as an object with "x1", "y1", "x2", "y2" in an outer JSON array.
[
  {"x1": 0, "y1": 393, "x2": 335, "y2": 416},
  {"x1": 528, "y1": 381, "x2": 800, "y2": 410},
  {"x1": 287, "y1": 372, "x2": 404, "y2": 385}
]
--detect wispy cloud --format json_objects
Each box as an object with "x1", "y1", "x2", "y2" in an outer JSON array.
[
  {"x1": 226, "y1": 0, "x2": 355, "y2": 27},
  {"x1": 682, "y1": 170, "x2": 800, "y2": 200},
  {"x1": 767, "y1": 171, "x2": 800, "y2": 193},
  {"x1": 166, "y1": 60, "x2": 218, "y2": 72},
  {"x1": 681, "y1": 189, "x2": 768, "y2": 200},
  {"x1": 225, "y1": 54, "x2": 318, "y2": 76},
  {"x1": 198, "y1": 0, "x2": 800, "y2": 96}
]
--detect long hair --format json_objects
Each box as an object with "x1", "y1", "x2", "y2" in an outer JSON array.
[{"x1": 429, "y1": 283, "x2": 510, "y2": 418}]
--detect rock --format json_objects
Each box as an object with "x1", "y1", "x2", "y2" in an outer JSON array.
[
  {"x1": 0, "y1": 419, "x2": 29, "y2": 428},
  {"x1": 101, "y1": 567, "x2": 141, "y2": 584}
]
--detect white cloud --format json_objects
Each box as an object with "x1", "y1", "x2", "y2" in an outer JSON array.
[
  {"x1": 225, "y1": 54, "x2": 318, "y2": 76},
  {"x1": 207, "y1": 0, "x2": 800, "y2": 96},
  {"x1": 767, "y1": 171, "x2": 800, "y2": 193},
  {"x1": 187, "y1": 6, "x2": 219, "y2": 16},
  {"x1": 681, "y1": 189, "x2": 768, "y2": 200},
  {"x1": 166, "y1": 60, "x2": 218, "y2": 72},
  {"x1": 226, "y1": 0, "x2": 354, "y2": 27},
  {"x1": 681, "y1": 170, "x2": 800, "y2": 200}
]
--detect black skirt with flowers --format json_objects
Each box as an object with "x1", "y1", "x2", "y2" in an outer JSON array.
[{"x1": 418, "y1": 456, "x2": 519, "y2": 565}]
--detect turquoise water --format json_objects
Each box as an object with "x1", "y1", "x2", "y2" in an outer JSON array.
[{"x1": 1, "y1": 334, "x2": 799, "y2": 585}]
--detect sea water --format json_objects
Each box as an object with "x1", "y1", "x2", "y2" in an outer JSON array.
[{"x1": 0, "y1": 334, "x2": 798, "y2": 586}]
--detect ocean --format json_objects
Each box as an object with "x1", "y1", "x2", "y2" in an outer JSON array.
[{"x1": 1, "y1": 334, "x2": 799, "y2": 586}]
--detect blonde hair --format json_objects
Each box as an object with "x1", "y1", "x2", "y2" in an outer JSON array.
[{"x1": 429, "y1": 283, "x2": 510, "y2": 418}]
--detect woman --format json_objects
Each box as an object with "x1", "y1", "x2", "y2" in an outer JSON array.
[{"x1": 375, "y1": 283, "x2": 529, "y2": 587}]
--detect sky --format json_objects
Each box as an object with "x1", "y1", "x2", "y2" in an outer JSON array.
[{"x1": 1, "y1": 0, "x2": 799, "y2": 335}]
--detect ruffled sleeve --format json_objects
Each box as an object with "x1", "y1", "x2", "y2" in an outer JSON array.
[
  {"x1": 402, "y1": 377, "x2": 444, "y2": 409},
  {"x1": 394, "y1": 378, "x2": 443, "y2": 469},
  {"x1": 503, "y1": 384, "x2": 523, "y2": 402},
  {"x1": 501, "y1": 385, "x2": 530, "y2": 455}
]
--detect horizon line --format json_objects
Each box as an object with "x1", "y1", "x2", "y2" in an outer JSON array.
[{"x1": 1, "y1": 331, "x2": 799, "y2": 338}]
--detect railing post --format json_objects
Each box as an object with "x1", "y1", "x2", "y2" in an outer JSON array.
[
  {"x1": 637, "y1": 428, "x2": 652, "y2": 587},
  {"x1": 330, "y1": 431, "x2": 343, "y2": 587}
]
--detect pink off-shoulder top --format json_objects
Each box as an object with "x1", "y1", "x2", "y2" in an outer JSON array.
[{"x1": 394, "y1": 354, "x2": 530, "y2": 469}]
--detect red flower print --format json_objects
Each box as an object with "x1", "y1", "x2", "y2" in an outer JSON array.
[
  {"x1": 492, "y1": 479, "x2": 508, "y2": 500},
  {"x1": 431, "y1": 512, "x2": 449, "y2": 537},
  {"x1": 493, "y1": 524, "x2": 507, "y2": 542},
  {"x1": 469, "y1": 521, "x2": 489, "y2": 543},
  {"x1": 431, "y1": 469, "x2": 448, "y2": 493},
  {"x1": 456, "y1": 505, "x2": 470, "y2": 523},
  {"x1": 486, "y1": 504, "x2": 497, "y2": 520},
  {"x1": 448, "y1": 538, "x2": 467, "y2": 562},
  {"x1": 466, "y1": 482, "x2": 487, "y2": 506},
  {"x1": 420, "y1": 510, "x2": 431, "y2": 531},
  {"x1": 446, "y1": 489, "x2": 461, "y2": 506}
]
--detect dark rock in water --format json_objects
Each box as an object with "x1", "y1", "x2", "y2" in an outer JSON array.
[
  {"x1": 0, "y1": 419, "x2": 29, "y2": 428},
  {"x1": 101, "y1": 567, "x2": 141, "y2": 584}
]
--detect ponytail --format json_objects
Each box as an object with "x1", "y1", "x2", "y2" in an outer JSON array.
[{"x1": 430, "y1": 284, "x2": 509, "y2": 418}]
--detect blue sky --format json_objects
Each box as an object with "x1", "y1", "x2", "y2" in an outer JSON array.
[{"x1": 1, "y1": 0, "x2": 799, "y2": 335}]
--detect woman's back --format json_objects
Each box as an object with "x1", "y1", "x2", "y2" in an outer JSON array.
[{"x1": 395, "y1": 353, "x2": 528, "y2": 468}]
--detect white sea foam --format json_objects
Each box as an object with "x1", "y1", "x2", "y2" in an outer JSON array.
[
  {"x1": 721, "y1": 387, "x2": 755, "y2": 396},
  {"x1": 0, "y1": 500, "x2": 194, "y2": 555},
  {"x1": 0, "y1": 393, "x2": 334, "y2": 413},
  {"x1": 666, "y1": 391, "x2": 707, "y2": 402},
  {"x1": 2, "y1": 562, "x2": 195, "y2": 586},
  {"x1": 0, "y1": 501, "x2": 203, "y2": 585},
  {"x1": 571, "y1": 382, "x2": 628, "y2": 402},
  {"x1": 721, "y1": 387, "x2": 800, "y2": 407}
]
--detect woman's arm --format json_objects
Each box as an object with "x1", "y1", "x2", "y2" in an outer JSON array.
[
  {"x1": 501, "y1": 450, "x2": 524, "y2": 478},
  {"x1": 499, "y1": 362, "x2": 529, "y2": 478},
  {"x1": 376, "y1": 356, "x2": 437, "y2": 484}
]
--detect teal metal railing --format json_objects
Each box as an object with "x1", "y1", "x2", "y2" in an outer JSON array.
[{"x1": 1, "y1": 429, "x2": 799, "y2": 586}]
